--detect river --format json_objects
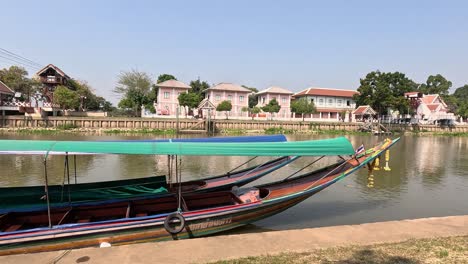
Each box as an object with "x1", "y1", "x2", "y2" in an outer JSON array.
[{"x1": 0, "y1": 133, "x2": 467, "y2": 232}]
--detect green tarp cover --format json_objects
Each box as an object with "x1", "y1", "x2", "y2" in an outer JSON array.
[{"x1": 0, "y1": 137, "x2": 354, "y2": 156}]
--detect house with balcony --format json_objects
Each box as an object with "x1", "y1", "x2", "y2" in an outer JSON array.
[
  {"x1": 0, "y1": 80, "x2": 16, "y2": 115},
  {"x1": 293, "y1": 87, "x2": 358, "y2": 121},
  {"x1": 155, "y1": 79, "x2": 191, "y2": 116},
  {"x1": 202, "y1": 83, "x2": 251, "y2": 118},
  {"x1": 256, "y1": 86, "x2": 293, "y2": 119},
  {"x1": 34, "y1": 64, "x2": 71, "y2": 103}
]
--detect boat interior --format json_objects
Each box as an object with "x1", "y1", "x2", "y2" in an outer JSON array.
[
  {"x1": 0, "y1": 188, "x2": 270, "y2": 233},
  {"x1": 0, "y1": 153, "x2": 370, "y2": 234}
]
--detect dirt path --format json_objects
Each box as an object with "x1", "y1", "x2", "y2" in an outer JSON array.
[{"x1": 1, "y1": 215, "x2": 467, "y2": 264}]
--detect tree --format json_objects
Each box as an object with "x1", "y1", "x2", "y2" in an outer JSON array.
[
  {"x1": 354, "y1": 71, "x2": 417, "y2": 116},
  {"x1": 419, "y1": 74, "x2": 452, "y2": 96},
  {"x1": 261, "y1": 98, "x2": 281, "y2": 120},
  {"x1": 242, "y1": 85, "x2": 259, "y2": 108},
  {"x1": 114, "y1": 70, "x2": 153, "y2": 116},
  {"x1": 178, "y1": 92, "x2": 201, "y2": 117},
  {"x1": 216, "y1": 100, "x2": 232, "y2": 119},
  {"x1": 454, "y1": 85, "x2": 468, "y2": 101},
  {"x1": 454, "y1": 85, "x2": 468, "y2": 118},
  {"x1": 157, "y1": 74, "x2": 176, "y2": 83},
  {"x1": 0, "y1": 66, "x2": 39, "y2": 101},
  {"x1": 189, "y1": 79, "x2": 210, "y2": 94},
  {"x1": 53, "y1": 85, "x2": 79, "y2": 110},
  {"x1": 250, "y1": 106, "x2": 261, "y2": 120},
  {"x1": 291, "y1": 98, "x2": 317, "y2": 121}
]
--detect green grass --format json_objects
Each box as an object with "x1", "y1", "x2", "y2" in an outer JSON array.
[
  {"x1": 209, "y1": 236, "x2": 468, "y2": 264},
  {"x1": 264, "y1": 127, "x2": 295, "y2": 134},
  {"x1": 219, "y1": 129, "x2": 247, "y2": 135}
]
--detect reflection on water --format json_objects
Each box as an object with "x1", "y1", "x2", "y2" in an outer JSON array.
[{"x1": 0, "y1": 133, "x2": 467, "y2": 231}]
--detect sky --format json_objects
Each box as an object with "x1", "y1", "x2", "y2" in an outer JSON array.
[{"x1": 1, "y1": 0, "x2": 467, "y2": 104}]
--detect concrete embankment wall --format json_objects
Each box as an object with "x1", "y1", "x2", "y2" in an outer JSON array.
[{"x1": 1, "y1": 115, "x2": 468, "y2": 133}]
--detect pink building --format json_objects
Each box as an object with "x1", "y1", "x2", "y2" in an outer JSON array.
[
  {"x1": 404, "y1": 92, "x2": 455, "y2": 123},
  {"x1": 203, "y1": 83, "x2": 251, "y2": 118},
  {"x1": 256, "y1": 86, "x2": 293, "y2": 119},
  {"x1": 156, "y1": 80, "x2": 191, "y2": 115}
]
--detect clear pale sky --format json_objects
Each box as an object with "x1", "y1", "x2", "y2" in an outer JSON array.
[{"x1": 1, "y1": 0, "x2": 467, "y2": 104}]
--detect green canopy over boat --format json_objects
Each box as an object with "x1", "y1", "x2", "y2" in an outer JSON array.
[{"x1": 0, "y1": 137, "x2": 354, "y2": 156}]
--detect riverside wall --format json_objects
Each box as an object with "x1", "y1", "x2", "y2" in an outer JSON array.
[{"x1": 1, "y1": 115, "x2": 468, "y2": 133}]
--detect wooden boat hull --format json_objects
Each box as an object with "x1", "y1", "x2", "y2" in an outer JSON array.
[
  {"x1": 0, "y1": 138, "x2": 400, "y2": 256},
  {"x1": 0, "y1": 190, "x2": 314, "y2": 256}
]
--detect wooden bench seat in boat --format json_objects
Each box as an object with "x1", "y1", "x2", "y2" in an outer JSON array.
[{"x1": 4, "y1": 224, "x2": 23, "y2": 232}]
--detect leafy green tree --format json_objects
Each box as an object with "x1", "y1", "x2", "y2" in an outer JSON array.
[
  {"x1": 178, "y1": 92, "x2": 201, "y2": 117},
  {"x1": 419, "y1": 74, "x2": 452, "y2": 96},
  {"x1": 53, "y1": 85, "x2": 79, "y2": 110},
  {"x1": 0, "y1": 66, "x2": 40, "y2": 100},
  {"x1": 157, "y1": 74, "x2": 177, "y2": 83},
  {"x1": 454, "y1": 85, "x2": 468, "y2": 101},
  {"x1": 250, "y1": 106, "x2": 261, "y2": 120},
  {"x1": 261, "y1": 98, "x2": 281, "y2": 120},
  {"x1": 291, "y1": 98, "x2": 317, "y2": 121},
  {"x1": 354, "y1": 71, "x2": 417, "y2": 115},
  {"x1": 95, "y1": 96, "x2": 114, "y2": 112},
  {"x1": 216, "y1": 100, "x2": 232, "y2": 119},
  {"x1": 454, "y1": 85, "x2": 468, "y2": 118},
  {"x1": 114, "y1": 70, "x2": 153, "y2": 116},
  {"x1": 189, "y1": 79, "x2": 210, "y2": 94},
  {"x1": 242, "y1": 85, "x2": 259, "y2": 108}
]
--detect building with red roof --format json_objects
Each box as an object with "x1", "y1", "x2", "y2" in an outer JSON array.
[
  {"x1": 416, "y1": 94, "x2": 454, "y2": 122},
  {"x1": 404, "y1": 92, "x2": 455, "y2": 123},
  {"x1": 293, "y1": 87, "x2": 359, "y2": 121}
]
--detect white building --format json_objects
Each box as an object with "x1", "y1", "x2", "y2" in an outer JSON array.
[{"x1": 293, "y1": 87, "x2": 359, "y2": 121}]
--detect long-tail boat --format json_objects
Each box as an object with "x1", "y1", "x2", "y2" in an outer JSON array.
[
  {"x1": 0, "y1": 137, "x2": 400, "y2": 255},
  {"x1": 0, "y1": 134, "x2": 294, "y2": 212}
]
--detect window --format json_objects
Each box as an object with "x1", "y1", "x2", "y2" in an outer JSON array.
[
  {"x1": 337, "y1": 99, "x2": 342, "y2": 106},
  {"x1": 227, "y1": 95, "x2": 232, "y2": 101},
  {"x1": 47, "y1": 76, "x2": 56, "y2": 82},
  {"x1": 215, "y1": 94, "x2": 221, "y2": 101},
  {"x1": 347, "y1": 100, "x2": 350, "y2": 106},
  {"x1": 319, "y1": 99, "x2": 324, "y2": 105},
  {"x1": 262, "y1": 97, "x2": 266, "y2": 104},
  {"x1": 328, "y1": 99, "x2": 333, "y2": 106},
  {"x1": 282, "y1": 97, "x2": 286, "y2": 103},
  {"x1": 239, "y1": 96, "x2": 244, "y2": 102},
  {"x1": 164, "y1": 92, "x2": 170, "y2": 99}
]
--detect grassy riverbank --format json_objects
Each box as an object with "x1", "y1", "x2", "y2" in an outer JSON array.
[
  {"x1": 1, "y1": 126, "x2": 468, "y2": 137},
  {"x1": 218, "y1": 127, "x2": 371, "y2": 136},
  {"x1": 210, "y1": 236, "x2": 467, "y2": 264},
  {"x1": 0, "y1": 127, "x2": 177, "y2": 135}
]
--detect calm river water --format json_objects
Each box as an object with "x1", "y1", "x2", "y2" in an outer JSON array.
[{"x1": 0, "y1": 133, "x2": 467, "y2": 232}]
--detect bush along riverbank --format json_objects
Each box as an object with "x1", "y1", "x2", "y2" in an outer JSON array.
[{"x1": 210, "y1": 236, "x2": 467, "y2": 264}]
